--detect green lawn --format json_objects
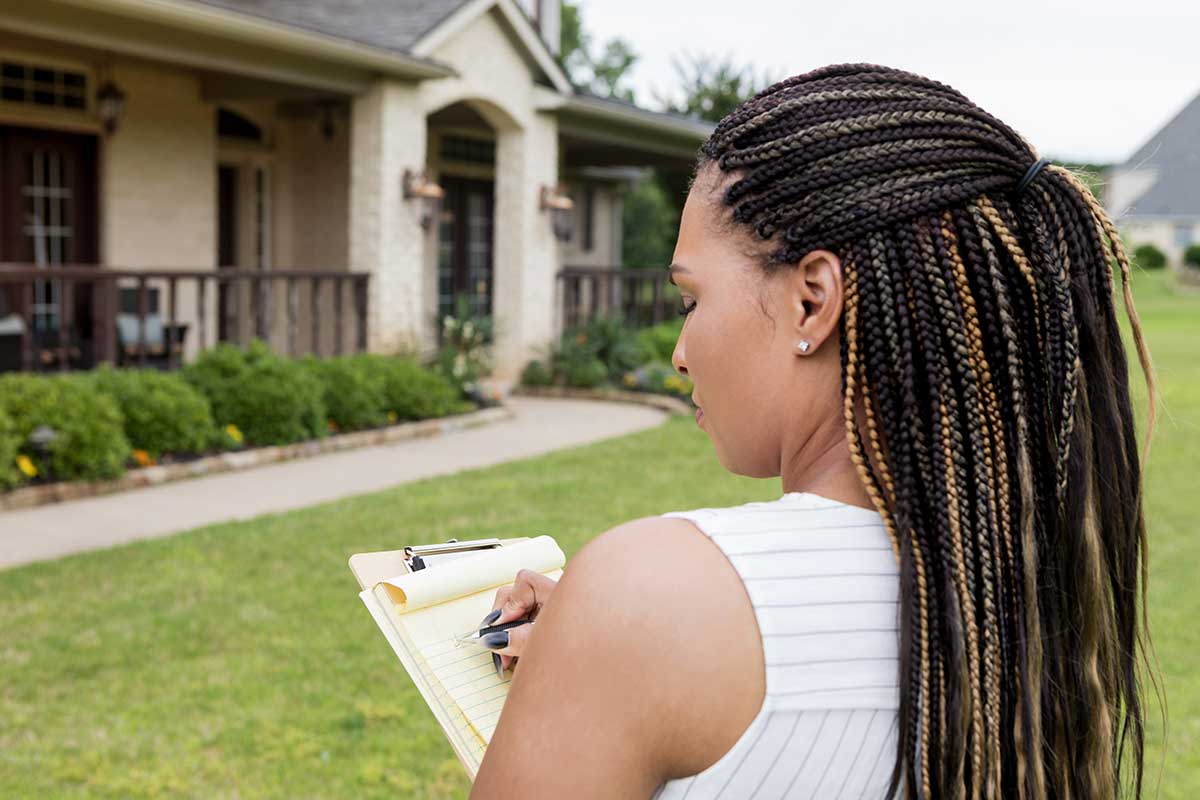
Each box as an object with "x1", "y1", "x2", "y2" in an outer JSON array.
[{"x1": 0, "y1": 269, "x2": 1195, "y2": 798}]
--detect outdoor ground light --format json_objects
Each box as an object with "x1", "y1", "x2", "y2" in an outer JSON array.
[
  {"x1": 97, "y1": 80, "x2": 126, "y2": 135},
  {"x1": 403, "y1": 168, "x2": 445, "y2": 231},
  {"x1": 540, "y1": 184, "x2": 575, "y2": 242}
]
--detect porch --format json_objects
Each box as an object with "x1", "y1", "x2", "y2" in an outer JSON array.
[{"x1": 0, "y1": 264, "x2": 368, "y2": 372}]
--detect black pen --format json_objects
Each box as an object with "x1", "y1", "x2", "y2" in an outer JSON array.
[{"x1": 456, "y1": 617, "x2": 534, "y2": 678}]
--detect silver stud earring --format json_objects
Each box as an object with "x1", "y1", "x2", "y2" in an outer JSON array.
[{"x1": 797, "y1": 340, "x2": 811, "y2": 353}]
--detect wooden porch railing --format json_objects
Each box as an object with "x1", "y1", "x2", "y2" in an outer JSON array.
[
  {"x1": 0, "y1": 265, "x2": 370, "y2": 373},
  {"x1": 557, "y1": 266, "x2": 680, "y2": 330}
]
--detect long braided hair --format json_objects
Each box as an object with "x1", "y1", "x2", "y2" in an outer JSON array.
[{"x1": 694, "y1": 63, "x2": 1162, "y2": 800}]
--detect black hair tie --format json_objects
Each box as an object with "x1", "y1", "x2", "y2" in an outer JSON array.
[{"x1": 1015, "y1": 157, "x2": 1050, "y2": 195}]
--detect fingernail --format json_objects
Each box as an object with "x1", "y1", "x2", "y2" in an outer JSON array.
[
  {"x1": 493, "y1": 652, "x2": 503, "y2": 678},
  {"x1": 481, "y1": 631, "x2": 509, "y2": 649},
  {"x1": 477, "y1": 609, "x2": 502, "y2": 629}
]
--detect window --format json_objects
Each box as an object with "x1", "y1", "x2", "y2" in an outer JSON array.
[
  {"x1": 0, "y1": 59, "x2": 88, "y2": 110},
  {"x1": 218, "y1": 109, "x2": 263, "y2": 142},
  {"x1": 1174, "y1": 223, "x2": 1194, "y2": 249},
  {"x1": 440, "y1": 134, "x2": 495, "y2": 166}
]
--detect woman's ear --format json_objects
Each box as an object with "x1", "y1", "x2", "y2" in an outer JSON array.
[{"x1": 785, "y1": 249, "x2": 844, "y2": 353}]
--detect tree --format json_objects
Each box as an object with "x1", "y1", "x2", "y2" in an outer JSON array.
[
  {"x1": 557, "y1": 1, "x2": 638, "y2": 102},
  {"x1": 653, "y1": 50, "x2": 777, "y2": 124}
]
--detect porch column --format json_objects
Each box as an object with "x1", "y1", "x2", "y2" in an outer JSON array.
[
  {"x1": 491, "y1": 111, "x2": 560, "y2": 383},
  {"x1": 350, "y1": 79, "x2": 428, "y2": 355}
]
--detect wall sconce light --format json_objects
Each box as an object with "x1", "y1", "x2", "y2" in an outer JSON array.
[
  {"x1": 97, "y1": 80, "x2": 126, "y2": 135},
  {"x1": 540, "y1": 184, "x2": 574, "y2": 242},
  {"x1": 403, "y1": 168, "x2": 445, "y2": 231}
]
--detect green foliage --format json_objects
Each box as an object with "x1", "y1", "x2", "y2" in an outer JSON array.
[
  {"x1": 0, "y1": 373, "x2": 130, "y2": 482},
  {"x1": 0, "y1": 404, "x2": 19, "y2": 489},
  {"x1": 619, "y1": 360, "x2": 693, "y2": 399},
  {"x1": 435, "y1": 295, "x2": 494, "y2": 397},
  {"x1": 621, "y1": 173, "x2": 679, "y2": 269},
  {"x1": 565, "y1": 356, "x2": 608, "y2": 388},
  {"x1": 1184, "y1": 244, "x2": 1200, "y2": 269},
  {"x1": 1133, "y1": 243, "x2": 1167, "y2": 271},
  {"x1": 90, "y1": 366, "x2": 216, "y2": 458},
  {"x1": 301, "y1": 354, "x2": 388, "y2": 433},
  {"x1": 520, "y1": 359, "x2": 554, "y2": 387},
  {"x1": 561, "y1": 315, "x2": 654, "y2": 381},
  {"x1": 652, "y1": 51, "x2": 778, "y2": 124},
  {"x1": 358, "y1": 354, "x2": 473, "y2": 421},
  {"x1": 635, "y1": 318, "x2": 684, "y2": 363},
  {"x1": 183, "y1": 341, "x2": 325, "y2": 447}
]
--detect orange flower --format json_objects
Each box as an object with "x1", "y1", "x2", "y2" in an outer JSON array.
[{"x1": 132, "y1": 449, "x2": 155, "y2": 467}]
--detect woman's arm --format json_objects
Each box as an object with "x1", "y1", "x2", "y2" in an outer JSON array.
[{"x1": 468, "y1": 516, "x2": 766, "y2": 798}]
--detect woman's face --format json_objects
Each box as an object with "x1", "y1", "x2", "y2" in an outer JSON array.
[{"x1": 669, "y1": 164, "x2": 848, "y2": 479}]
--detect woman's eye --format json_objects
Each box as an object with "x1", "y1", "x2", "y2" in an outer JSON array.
[{"x1": 676, "y1": 300, "x2": 696, "y2": 317}]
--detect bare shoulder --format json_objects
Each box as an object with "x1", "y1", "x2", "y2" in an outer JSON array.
[{"x1": 571, "y1": 514, "x2": 767, "y2": 779}]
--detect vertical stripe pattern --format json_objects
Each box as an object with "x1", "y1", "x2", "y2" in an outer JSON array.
[{"x1": 649, "y1": 492, "x2": 903, "y2": 799}]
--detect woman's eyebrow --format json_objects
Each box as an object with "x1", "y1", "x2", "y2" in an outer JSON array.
[{"x1": 667, "y1": 264, "x2": 691, "y2": 286}]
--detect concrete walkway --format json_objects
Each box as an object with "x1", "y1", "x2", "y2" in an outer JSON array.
[{"x1": 0, "y1": 396, "x2": 670, "y2": 570}]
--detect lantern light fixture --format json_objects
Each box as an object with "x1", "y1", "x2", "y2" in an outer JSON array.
[
  {"x1": 403, "y1": 168, "x2": 445, "y2": 231},
  {"x1": 540, "y1": 184, "x2": 574, "y2": 242},
  {"x1": 97, "y1": 80, "x2": 126, "y2": 135}
]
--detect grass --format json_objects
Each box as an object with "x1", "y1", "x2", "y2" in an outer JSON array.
[{"x1": 0, "y1": 268, "x2": 1196, "y2": 798}]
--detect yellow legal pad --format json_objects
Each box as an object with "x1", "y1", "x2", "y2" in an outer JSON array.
[{"x1": 348, "y1": 536, "x2": 566, "y2": 780}]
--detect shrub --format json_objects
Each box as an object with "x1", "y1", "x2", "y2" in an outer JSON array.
[
  {"x1": 1132, "y1": 243, "x2": 1166, "y2": 271},
  {"x1": 360, "y1": 354, "x2": 471, "y2": 420},
  {"x1": 567, "y1": 315, "x2": 653, "y2": 381},
  {"x1": 1184, "y1": 244, "x2": 1200, "y2": 269},
  {"x1": 635, "y1": 318, "x2": 683, "y2": 363},
  {"x1": 520, "y1": 359, "x2": 553, "y2": 387},
  {"x1": 566, "y1": 357, "x2": 608, "y2": 388},
  {"x1": 301, "y1": 354, "x2": 388, "y2": 433},
  {"x1": 0, "y1": 373, "x2": 130, "y2": 482},
  {"x1": 620, "y1": 361, "x2": 693, "y2": 399},
  {"x1": 90, "y1": 366, "x2": 216, "y2": 459},
  {"x1": 183, "y1": 342, "x2": 325, "y2": 446},
  {"x1": 0, "y1": 404, "x2": 20, "y2": 489},
  {"x1": 435, "y1": 295, "x2": 494, "y2": 397}
]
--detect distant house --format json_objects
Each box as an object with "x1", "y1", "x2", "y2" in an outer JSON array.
[
  {"x1": 1104, "y1": 88, "x2": 1200, "y2": 270},
  {"x1": 0, "y1": 0, "x2": 712, "y2": 378}
]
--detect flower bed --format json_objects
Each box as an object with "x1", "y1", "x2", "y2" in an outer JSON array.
[
  {"x1": 518, "y1": 316, "x2": 694, "y2": 404},
  {"x1": 0, "y1": 339, "x2": 489, "y2": 493}
]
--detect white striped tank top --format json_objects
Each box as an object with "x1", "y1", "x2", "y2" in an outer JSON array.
[{"x1": 649, "y1": 491, "x2": 906, "y2": 800}]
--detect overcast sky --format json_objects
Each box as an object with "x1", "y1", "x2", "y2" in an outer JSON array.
[{"x1": 578, "y1": 0, "x2": 1200, "y2": 164}]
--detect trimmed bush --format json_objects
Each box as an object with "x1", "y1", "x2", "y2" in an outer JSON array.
[
  {"x1": 520, "y1": 359, "x2": 553, "y2": 387},
  {"x1": 90, "y1": 366, "x2": 216, "y2": 458},
  {"x1": 1133, "y1": 243, "x2": 1166, "y2": 271},
  {"x1": 361, "y1": 354, "x2": 472, "y2": 420},
  {"x1": 566, "y1": 356, "x2": 608, "y2": 388},
  {"x1": 1184, "y1": 244, "x2": 1200, "y2": 269},
  {"x1": 0, "y1": 374, "x2": 130, "y2": 482},
  {"x1": 302, "y1": 354, "x2": 388, "y2": 433},
  {"x1": 182, "y1": 341, "x2": 325, "y2": 446},
  {"x1": 0, "y1": 404, "x2": 20, "y2": 489},
  {"x1": 635, "y1": 318, "x2": 684, "y2": 363}
]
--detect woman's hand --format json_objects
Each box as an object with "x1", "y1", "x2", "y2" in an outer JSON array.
[{"x1": 483, "y1": 568, "x2": 558, "y2": 672}]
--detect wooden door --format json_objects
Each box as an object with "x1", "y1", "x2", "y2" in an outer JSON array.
[
  {"x1": 436, "y1": 176, "x2": 494, "y2": 334},
  {"x1": 0, "y1": 125, "x2": 99, "y2": 365}
]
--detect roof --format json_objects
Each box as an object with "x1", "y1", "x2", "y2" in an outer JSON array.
[
  {"x1": 1122, "y1": 88, "x2": 1200, "y2": 170},
  {"x1": 188, "y1": 0, "x2": 469, "y2": 55},
  {"x1": 1117, "y1": 88, "x2": 1200, "y2": 217}
]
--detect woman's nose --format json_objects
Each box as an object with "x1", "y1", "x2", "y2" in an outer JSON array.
[{"x1": 671, "y1": 338, "x2": 687, "y2": 376}]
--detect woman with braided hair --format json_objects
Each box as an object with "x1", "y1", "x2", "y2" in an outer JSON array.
[{"x1": 468, "y1": 62, "x2": 1161, "y2": 800}]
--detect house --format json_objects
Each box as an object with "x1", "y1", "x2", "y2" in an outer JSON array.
[
  {"x1": 0, "y1": 0, "x2": 712, "y2": 380},
  {"x1": 1104, "y1": 87, "x2": 1200, "y2": 270}
]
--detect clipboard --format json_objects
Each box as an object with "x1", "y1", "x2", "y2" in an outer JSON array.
[
  {"x1": 349, "y1": 535, "x2": 565, "y2": 780},
  {"x1": 348, "y1": 536, "x2": 534, "y2": 590}
]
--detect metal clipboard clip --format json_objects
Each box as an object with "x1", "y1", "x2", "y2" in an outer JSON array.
[{"x1": 403, "y1": 537, "x2": 503, "y2": 572}]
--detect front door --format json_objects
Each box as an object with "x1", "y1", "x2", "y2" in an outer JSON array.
[
  {"x1": 0, "y1": 125, "x2": 99, "y2": 365},
  {"x1": 436, "y1": 176, "x2": 494, "y2": 333}
]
